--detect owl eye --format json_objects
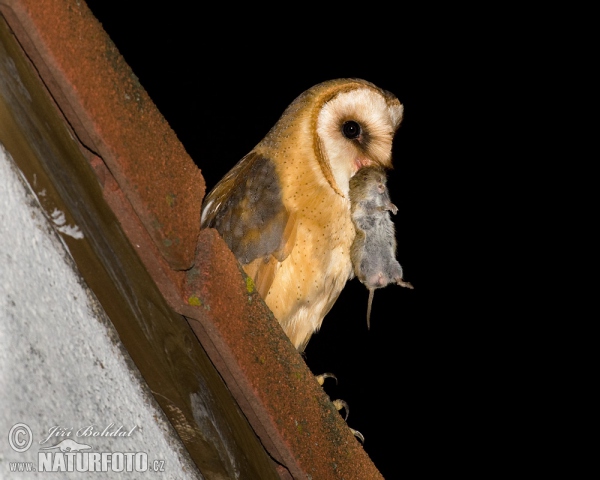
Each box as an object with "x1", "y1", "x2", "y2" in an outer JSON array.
[{"x1": 342, "y1": 121, "x2": 361, "y2": 139}]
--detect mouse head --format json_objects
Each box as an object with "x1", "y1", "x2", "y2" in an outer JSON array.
[{"x1": 350, "y1": 166, "x2": 397, "y2": 214}]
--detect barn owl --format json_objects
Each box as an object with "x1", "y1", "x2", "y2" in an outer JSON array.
[{"x1": 201, "y1": 78, "x2": 403, "y2": 351}]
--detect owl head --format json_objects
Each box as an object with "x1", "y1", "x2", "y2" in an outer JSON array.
[{"x1": 257, "y1": 78, "x2": 404, "y2": 198}]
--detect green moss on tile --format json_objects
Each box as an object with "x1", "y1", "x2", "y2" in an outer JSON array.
[
  {"x1": 245, "y1": 276, "x2": 255, "y2": 294},
  {"x1": 187, "y1": 295, "x2": 202, "y2": 307},
  {"x1": 165, "y1": 193, "x2": 176, "y2": 207}
]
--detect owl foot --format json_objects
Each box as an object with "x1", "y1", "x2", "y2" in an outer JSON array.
[
  {"x1": 315, "y1": 372, "x2": 337, "y2": 386},
  {"x1": 332, "y1": 400, "x2": 364, "y2": 442},
  {"x1": 332, "y1": 399, "x2": 349, "y2": 421},
  {"x1": 350, "y1": 428, "x2": 365, "y2": 443},
  {"x1": 315, "y1": 374, "x2": 365, "y2": 443}
]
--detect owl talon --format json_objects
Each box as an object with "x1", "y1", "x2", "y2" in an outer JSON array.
[
  {"x1": 315, "y1": 372, "x2": 338, "y2": 386},
  {"x1": 351, "y1": 428, "x2": 365, "y2": 444},
  {"x1": 332, "y1": 399, "x2": 350, "y2": 421},
  {"x1": 333, "y1": 402, "x2": 364, "y2": 443},
  {"x1": 316, "y1": 376, "x2": 362, "y2": 441},
  {"x1": 316, "y1": 376, "x2": 349, "y2": 422}
]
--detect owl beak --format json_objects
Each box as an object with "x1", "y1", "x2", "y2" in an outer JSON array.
[{"x1": 354, "y1": 157, "x2": 374, "y2": 171}]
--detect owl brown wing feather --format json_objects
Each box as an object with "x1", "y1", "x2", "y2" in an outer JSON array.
[
  {"x1": 201, "y1": 152, "x2": 296, "y2": 297},
  {"x1": 200, "y1": 152, "x2": 259, "y2": 230}
]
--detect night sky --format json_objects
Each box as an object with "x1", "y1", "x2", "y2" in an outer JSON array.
[{"x1": 82, "y1": 2, "x2": 464, "y2": 477}]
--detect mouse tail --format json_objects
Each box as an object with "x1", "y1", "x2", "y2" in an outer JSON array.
[{"x1": 367, "y1": 289, "x2": 374, "y2": 329}]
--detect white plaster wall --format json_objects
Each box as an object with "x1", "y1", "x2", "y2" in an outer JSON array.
[{"x1": 0, "y1": 143, "x2": 202, "y2": 479}]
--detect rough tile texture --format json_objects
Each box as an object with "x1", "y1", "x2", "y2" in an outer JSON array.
[{"x1": 1, "y1": 0, "x2": 204, "y2": 272}]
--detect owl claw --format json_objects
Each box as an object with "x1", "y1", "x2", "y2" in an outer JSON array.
[
  {"x1": 332, "y1": 399, "x2": 350, "y2": 421},
  {"x1": 335, "y1": 402, "x2": 365, "y2": 442},
  {"x1": 316, "y1": 374, "x2": 363, "y2": 442},
  {"x1": 350, "y1": 428, "x2": 365, "y2": 444},
  {"x1": 315, "y1": 372, "x2": 338, "y2": 386}
]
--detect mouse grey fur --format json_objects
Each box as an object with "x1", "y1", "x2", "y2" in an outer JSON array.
[{"x1": 349, "y1": 166, "x2": 413, "y2": 328}]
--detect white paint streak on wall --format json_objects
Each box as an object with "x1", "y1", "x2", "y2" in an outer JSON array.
[{"x1": 50, "y1": 208, "x2": 84, "y2": 239}]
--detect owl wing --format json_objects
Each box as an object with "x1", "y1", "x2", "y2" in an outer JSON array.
[{"x1": 201, "y1": 152, "x2": 297, "y2": 298}]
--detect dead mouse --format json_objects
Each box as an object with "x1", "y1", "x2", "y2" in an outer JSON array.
[{"x1": 349, "y1": 166, "x2": 413, "y2": 328}]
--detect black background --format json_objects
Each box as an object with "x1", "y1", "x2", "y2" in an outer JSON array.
[{"x1": 82, "y1": 2, "x2": 475, "y2": 477}]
